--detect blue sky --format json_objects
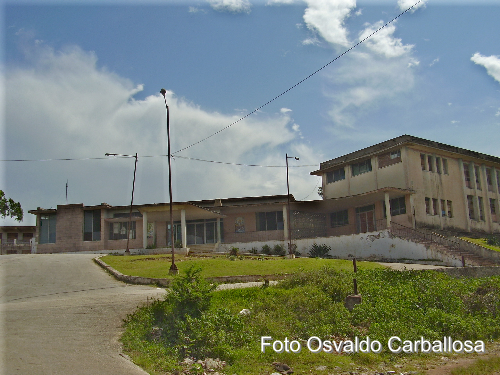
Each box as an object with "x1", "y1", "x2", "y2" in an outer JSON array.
[{"x1": 2, "y1": 0, "x2": 500, "y2": 226}]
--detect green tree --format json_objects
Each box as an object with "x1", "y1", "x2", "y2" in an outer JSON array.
[{"x1": 0, "y1": 190, "x2": 23, "y2": 222}]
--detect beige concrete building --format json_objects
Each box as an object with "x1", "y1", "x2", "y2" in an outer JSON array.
[{"x1": 311, "y1": 135, "x2": 500, "y2": 235}]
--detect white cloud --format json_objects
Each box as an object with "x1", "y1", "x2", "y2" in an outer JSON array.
[
  {"x1": 325, "y1": 50, "x2": 418, "y2": 129},
  {"x1": 280, "y1": 108, "x2": 292, "y2": 113},
  {"x1": 496, "y1": 108, "x2": 500, "y2": 117},
  {"x1": 302, "y1": 37, "x2": 320, "y2": 46},
  {"x1": 303, "y1": 0, "x2": 356, "y2": 47},
  {"x1": 267, "y1": 0, "x2": 299, "y2": 4},
  {"x1": 398, "y1": 0, "x2": 427, "y2": 12},
  {"x1": 429, "y1": 57, "x2": 439, "y2": 67},
  {"x1": 471, "y1": 53, "x2": 500, "y2": 84},
  {"x1": 4, "y1": 43, "x2": 319, "y2": 225},
  {"x1": 208, "y1": 0, "x2": 251, "y2": 13},
  {"x1": 359, "y1": 21, "x2": 414, "y2": 58}
]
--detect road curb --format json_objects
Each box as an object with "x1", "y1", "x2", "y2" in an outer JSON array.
[{"x1": 93, "y1": 256, "x2": 289, "y2": 286}]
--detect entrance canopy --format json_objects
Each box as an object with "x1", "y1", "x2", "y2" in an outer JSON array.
[{"x1": 138, "y1": 202, "x2": 224, "y2": 222}]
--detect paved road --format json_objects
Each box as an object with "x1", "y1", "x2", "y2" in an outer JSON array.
[{"x1": 0, "y1": 254, "x2": 167, "y2": 375}]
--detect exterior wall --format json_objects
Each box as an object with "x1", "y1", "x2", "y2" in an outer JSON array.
[
  {"x1": 406, "y1": 146, "x2": 500, "y2": 234},
  {"x1": 221, "y1": 205, "x2": 284, "y2": 244},
  {"x1": 35, "y1": 205, "x2": 145, "y2": 253},
  {"x1": 319, "y1": 143, "x2": 500, "y2": 234}
]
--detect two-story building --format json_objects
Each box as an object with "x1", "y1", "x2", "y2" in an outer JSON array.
[{"x1": 310, "y1": 134, "x2": 500, "y2": 235}]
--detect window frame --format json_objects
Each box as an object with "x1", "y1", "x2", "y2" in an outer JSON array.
[
  {"x1": 256, "y1": 211, "x2": 284, "y2": 231},
  {"x1": 330, "y1": 210, "x2": 349, "y2": 228},
  {"x1": 351, "y1": 159, "x2": 372, "y2": 177}
]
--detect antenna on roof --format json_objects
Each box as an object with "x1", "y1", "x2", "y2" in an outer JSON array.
[{"x1": 66, "y1": 180, "x2": 68, "y2": 204}]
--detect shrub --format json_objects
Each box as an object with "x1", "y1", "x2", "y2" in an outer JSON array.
[
  {"x1": 229, "y1": 247, "x2": 239, "y2": 256},
  {"x1": 249, "y1": 247, "x2": 259, "y2": 254},
  {"x1": 308, "y1": 243, "x2": 331, "y2": 258},
  {"x1": 261, "y1": 244, "x2": 272, "y2": 255},
  {"x1": 272, "y1": 244, "x2": 286, "y2": 256}
]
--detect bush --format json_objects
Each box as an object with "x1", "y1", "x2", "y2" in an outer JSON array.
[
  {"x1": 308, "y1": 243, "x2": 331, "y2": 258},
  {"x1": 272, "y1": 244, "x2": 286, "y2": 256},
  {"x1": 229, "y1": 247, "x2": 239, "y2": 256},
  {"x1": 487, "y1": 236, "x2": 500, "y2": 247},
  {"x1": 261, "y1": 244, "x2": 272, "y2": 255}
]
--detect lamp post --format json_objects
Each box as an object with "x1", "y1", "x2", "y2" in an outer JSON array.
[
  {"x1": 160, "y1": 88, "x2": 178, "y2": 274},
  {"x1": 105, "y1": 153, "x2": 138, "y2": 255},
  {"x1": 286, "y1": 153, "x2": 299, "y2": 258}
]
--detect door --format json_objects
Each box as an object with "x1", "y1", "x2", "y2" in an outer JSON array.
[{"x1": 356, "y1": 205, "x2": 375, "y2": 233}]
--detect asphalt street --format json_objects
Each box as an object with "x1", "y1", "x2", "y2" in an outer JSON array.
[{"x1": 0, "y1": 254, "x2": 167, "y2": 375}]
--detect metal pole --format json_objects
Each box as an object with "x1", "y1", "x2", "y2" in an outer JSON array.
[
  {"x1": 125, "y1": 153, "x2": 138, "y2": 255},
  {"x1": 161, "y1": 88, "x2": 178, "y2": 274},
  {"x1": 286, "y1": 154, "x2": 299, "y2": 257}
]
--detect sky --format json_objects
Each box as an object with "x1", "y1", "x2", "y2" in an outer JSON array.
[{"x1": 1, "y1": 0, "x2": 500, "y2": 226}]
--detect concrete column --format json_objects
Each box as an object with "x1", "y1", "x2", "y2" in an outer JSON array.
[
  {"x1": 283, "y1": 204, "x2": 289, "y2": 243},
  {"x1": 458, "y1": 159, "x2": 471, "y2": 232},
  {"x1": 481, "y1": 165, "x2": 493, "y2": 232},
  {"x1": 216, "y1": 218, "x2": 221, "y2": 244},
  {"x1": 181, "y1": 209, "x2": 187, "y2": 248},
  {"x1": 384, "y1": 192, "x2": 391, "y2": 229},
  {"x1": 142, "y1": 211, "x2": 148, "y2": 249},
  {"x1": 409, "y1": 194, "x2": 416, "y2": 229}
]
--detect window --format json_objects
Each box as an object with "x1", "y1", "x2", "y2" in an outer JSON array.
[
  {"x1": 427, "y1": 155, "x2": 434, "y2": 172},
  {"x1": 425, "y1": 197, "x2": 431, "y2": 215},
  {"x1": 486, "y1": 168, "x2": 494, "y2": 191},
  {"x1": 432, "y1": 199, "x2": 439, "y2": 216},
  {"x1": 441, "y1": 199, "x2": 446, "y2": 216},
  {"x1": 467, "y1": 195, "x2": 475, "y2": 220},
  {"x1": 326, "y1": 168, "x2": 345, "y2": 183},
  {"x1": 497, "y1": 169, "x2": 500, "y2": 191},
  {"x1": 490, "y1": 199, "x2": 497, "y2": 215},
  {"x1": 475, "y1": 166, "x2": 481, "y2": 190},
  {"x1": 256, "y1": 211, "x2": 284, "y2": 231},
  {"x1": 447, "y1": 200, "x2": 453, "y2": 218},
  {"x1": 442, "y1": 159, "x2": 448, "y2": 174},
  {"x1": 478, "y1": 196, "x2": 485, "y2": 221},
  {"x1": 109, "y1": 221, "x2": 136, "y2": 240},
  {"x1": 351, "y1": 159, "x2": 372, "y2": 176},
  {"x1": 436, "y1": 157, "x2": 442, "y2": 174},
  {"x1": 385, "y1": 197, "x2": 406, "y2": 216},
  {"x1": 40, "y1": 214, "x2": 56, "y2": 244},
  {"x1": 84, "y1": 210, "x2": 101, "y2": 241},
  {"x1": 420, "y1": 154, "x2": 426, "y2": 170},
  {"x1": 390, "y1": 150, "x2": 401, "y2": 159},
  {"x1": 331, "y1": 210, "x2": 349, "y2": 227},
  {"x1": 464, "y1": 163, "x2": 472, "y2": 188}
]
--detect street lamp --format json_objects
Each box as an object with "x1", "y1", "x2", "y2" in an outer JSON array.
[
  {"x1": 286, "y1": 153, "x2": 299, "y2": 258},
  {"x1": 160, "y1": 88, "x2": 178, "y2": 275},
  {"x1": 105, "y1": 153, "x2": 138, "y2": 255}
]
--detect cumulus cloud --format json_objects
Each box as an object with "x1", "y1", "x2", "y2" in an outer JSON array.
[
  {"x1": 398, "y1": 0, "x2": 427, "y2": 12},
  {"x1": 208, "y1": 0, "x2": 251, "y2": 13},
  {"x1": 4, "y1": 43, "x2": 319, "y2": 225},
  {"x1": 359, "y1": 21, "x2": 414, "y2": 58},
  {"x1": 471, "y1": 53, "x2": 500, "y2": 84},
  {"x1": 303, "y1": 0, "x2": 356, "y2": 47}
]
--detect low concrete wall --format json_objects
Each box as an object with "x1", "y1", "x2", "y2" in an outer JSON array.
[{"x1": 225, "y1": 231, "x2": 463, "y2": 267}]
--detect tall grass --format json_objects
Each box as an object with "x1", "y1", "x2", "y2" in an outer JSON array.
[{"x1": 122, "y1": 267, "x2": 500, "y2": 374}]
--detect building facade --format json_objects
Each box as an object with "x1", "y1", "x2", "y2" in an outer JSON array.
[
  {"x1": 311, "y1": 135, "x2": 500, "y2": 235},
  {"x1": 27, "y1": 135, "x2": 500, "y2": 254}
]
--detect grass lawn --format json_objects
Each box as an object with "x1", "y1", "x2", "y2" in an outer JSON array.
[
  {"x1": 461, "y1": 237, "x2": 500, "y2": 253},
  {"x1": 100, "y1": 254, "x2": 384, "y2": 279}
]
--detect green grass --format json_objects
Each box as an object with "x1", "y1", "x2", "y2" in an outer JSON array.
[
  {"x1": 101, "y1": 254, "x2": 383, "y2": 279},
  {"x1": 451, "y1": 356, "x2": 500, "y2": 375},
  {"x1": 461, "y1": 237, "x2": 500, "y2": 253},
  {"x1": 121, "y1": 267, "x2": 500, "y2": 375}
]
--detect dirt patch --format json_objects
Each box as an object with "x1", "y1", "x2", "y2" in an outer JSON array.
[{"x1": 423, "y1": 342, "x2": 500, "y2": 375}]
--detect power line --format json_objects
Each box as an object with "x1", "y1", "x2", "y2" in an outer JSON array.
[
  {"x1": 172, "y1": 0, "x2": 423, "y2": 155},
  {"x1": 1, "y1": 154, "x2": 318, "y2": 168}
]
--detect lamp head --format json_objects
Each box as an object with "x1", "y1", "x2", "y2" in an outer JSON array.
[{"x1": 160, "y1": 88, "x2": 167, "y2": 98}]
